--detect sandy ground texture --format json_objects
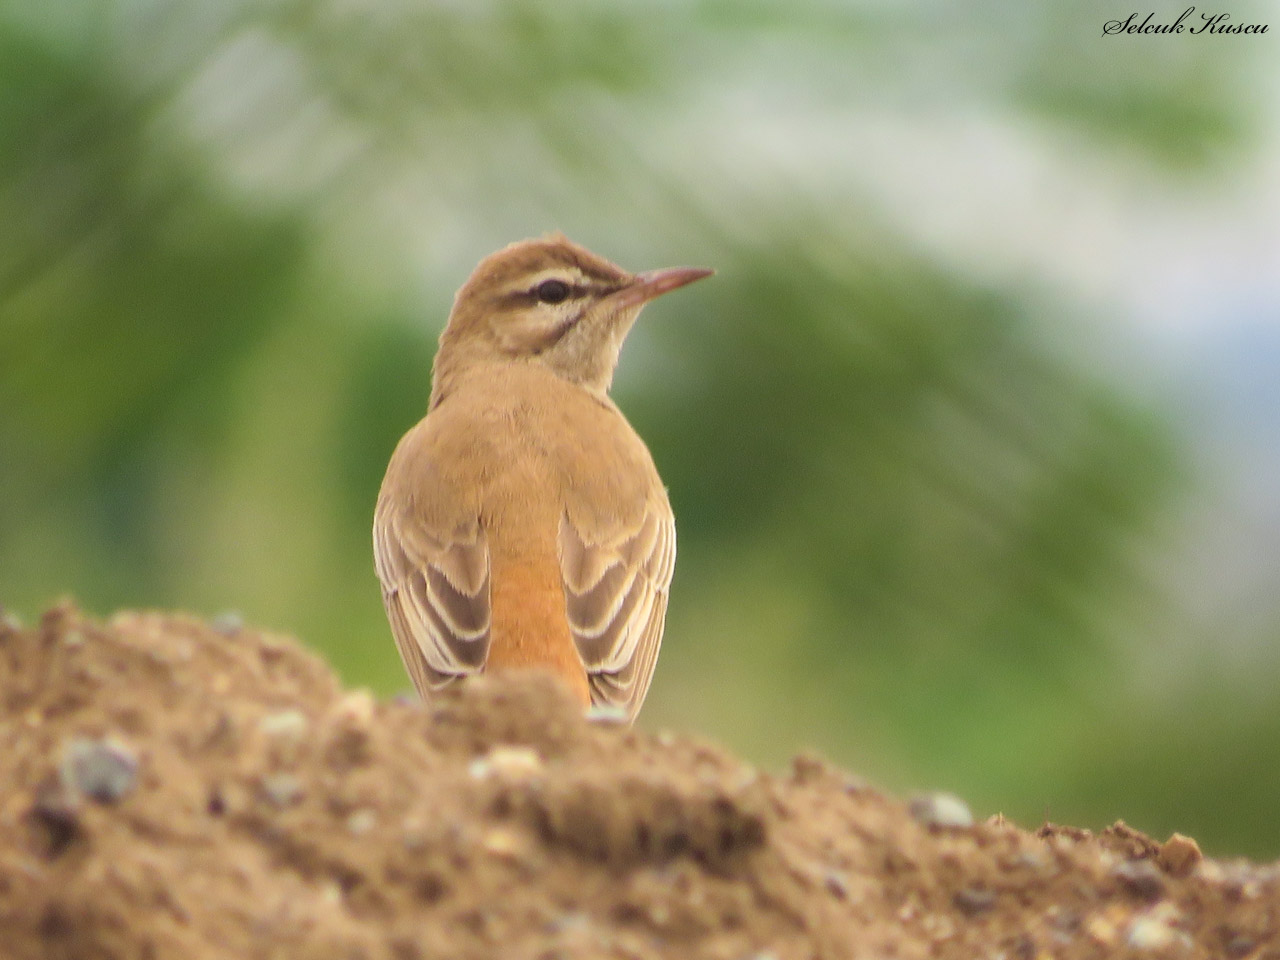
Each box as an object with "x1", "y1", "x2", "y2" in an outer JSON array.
[{"x1": 0, "y1": 603, "x2": 1277, "y2": 960}]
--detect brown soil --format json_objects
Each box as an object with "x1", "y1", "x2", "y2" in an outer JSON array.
[{"x1": 1, "y1": 603, "x2": 1276, "y2": 959}]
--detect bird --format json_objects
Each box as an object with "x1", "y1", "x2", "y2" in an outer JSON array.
[{"x1": 373, "y1": 234, "x2": 711, "y2": 721}]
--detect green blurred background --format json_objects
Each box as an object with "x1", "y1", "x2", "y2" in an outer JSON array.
[{"x1": 3, "y1": 0, "x2": 1278, "y2": 856}]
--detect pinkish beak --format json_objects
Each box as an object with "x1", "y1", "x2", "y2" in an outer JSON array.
[{"x1": 611, "y1": 266, "x2": 714, "y2": 309}]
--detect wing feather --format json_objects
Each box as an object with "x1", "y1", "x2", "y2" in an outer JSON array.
[
  {"x1": 559, "y1": 500, "x2": 675, "y2": 719},
  {"x1": 373, "y1": 498, "x2": 491, "y2": 695}
]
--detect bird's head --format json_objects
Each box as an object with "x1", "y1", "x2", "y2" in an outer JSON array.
[{"x1": 432, "y1": 234, "x2": 711, "y2": 401}]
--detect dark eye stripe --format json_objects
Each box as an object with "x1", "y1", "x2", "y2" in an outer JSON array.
[{"x1": 504, "y1": 282, "x2": 595, "y2": 306}]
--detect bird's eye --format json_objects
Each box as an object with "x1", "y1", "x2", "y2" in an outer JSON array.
[{"x1": 535, "y1": 279, "x2": 571, "y2": 304}]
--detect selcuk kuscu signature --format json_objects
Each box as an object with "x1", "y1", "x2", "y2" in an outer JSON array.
[{"x1": 1104, "y1": 6, "x2": 1269, "y2": 35}]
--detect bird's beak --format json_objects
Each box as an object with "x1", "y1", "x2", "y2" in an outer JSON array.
[{"x1": 610, "y1": 266, "x2": 714, "y2": 310}]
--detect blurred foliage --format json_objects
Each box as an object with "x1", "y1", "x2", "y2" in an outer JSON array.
[{"x1": 2, "y1": 0, "x2": 1277, "y2": 856}]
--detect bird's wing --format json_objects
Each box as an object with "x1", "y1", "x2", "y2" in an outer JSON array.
[
  {"x1": 373, "y1": 499, "x2": 490, "y2": 696},
  {"x1": 558, "y1": 498, "x2": 675, "y2": 719}
]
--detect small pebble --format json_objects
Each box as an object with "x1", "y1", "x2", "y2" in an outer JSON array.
[
  {"x1": 921, "y1": 912, "x2": 956, "y2": 940},
  {"x1": 732, "y1": 765, "x2": 759, "y2": 792},
  {"x1": 1011, "y1": 849, "x2": 1052, "y2": 875},
  {"x1": 1126, "y1": 903, "x2": 1189, "y2": 951},
  {"x1": 42, "y1": 599, "x2": 77, "y2": 628},
  {"x1": 60, "y1": 737, "x2": 139, "y2": 803},
  {"x1": 1217, "y1": 862, "x2": 1263, "y2": 900},
  {"x1": 258, "y1": 709, "x2": 310, "y2": 742},
  {"x1": 211, "y1": 610, "x2": 245, "y2": 636},
  {"x1": 346, "y1": 808, "x2": 377, "y2": 835},
  {"x1": 260, "y1": 773, "x2": 304, "y2": 807},
  {"x1": 62, "y1": 629, "x2": 85, "y2": 648},
  {"x1": 259, "y1": 636, "x2": 289, "y2": 660},
  {"x1": 1157, "y1": 833, "x2": 1202, "y2": 878},
  {"x1": 481, "y1": 826, "x2": 530, "y2": 860},
  {"x1": 31, "y1": 778, "x2": 81, "y2": 853},
  {"x1": 908, "y1": 792, "x2": 974, "y2": 830},
  {"x1": 953, "y1": 887, "x2": 996, "y2": 916},
  {"x1": 468, "y1": 745, "x2": 542, "y2": 781},
  {"x1": 790, "y1": 751, "x2": 829, "y2": 784},
  {"x1": 207, "y1": 785, "x2": 228, "y2": 816},
  {"x1": 547, "y1": 912, "x2": 589, "y2": 934},
  {"x1": 259, "y1": 709, "x2": 310, "y2": 765},
  {"x1": 1111, "y1": 859, "x2": 1166, "y2": 901},
  {"x1": 823, "y1": 871, "x2": 849, "y2": 899},
  {"x1": 1085, "y1": 907, "x2": 1123, "y2": 947},
  {"x1": 332, "y1": 689, "x2": 377, "y2": 727},
  {"x1": 1225, "y1": 934, "x2": 1256, "y2": 957},
  {"x1": 843, "y1": 774, "x2": 869, "y2": 794},
  {"x1": 1044, "y1": 904, "x2": 1082, "y2": 934}
]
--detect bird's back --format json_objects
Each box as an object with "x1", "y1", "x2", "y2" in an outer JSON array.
[{"x1": 376, "y1": 361, "x2": 670, "y2": 708}]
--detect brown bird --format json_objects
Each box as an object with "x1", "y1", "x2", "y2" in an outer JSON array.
[{"x1": 373, "y1": 234, "x2": 711, "y2": 720}]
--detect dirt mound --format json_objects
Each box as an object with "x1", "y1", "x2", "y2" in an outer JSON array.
[{"x1": 0, "y1": 603, "x2": 1276, "y2": 959}]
